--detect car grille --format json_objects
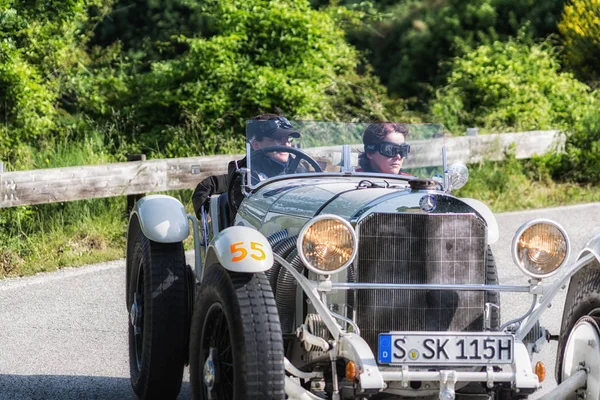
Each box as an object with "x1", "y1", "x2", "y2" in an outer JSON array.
[{"x1": 355, "y1": 213, "x2": 487, "y2": 355}]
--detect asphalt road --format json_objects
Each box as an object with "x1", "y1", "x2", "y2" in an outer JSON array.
[{"x1": 0, "y1": 202, "x2": 599, "y2": 400}]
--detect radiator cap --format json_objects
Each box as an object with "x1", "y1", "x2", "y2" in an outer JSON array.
[{"x1": 408, "y1": 178, "x2": 438, "y2": 191}]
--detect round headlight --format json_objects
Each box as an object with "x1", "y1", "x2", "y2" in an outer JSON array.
[
  {"x1": 512, "y1": 219, "x2": 570, "y2": 279},
  {"x1": 448, "y1": 162, "x2": 469, "y2": 191},
  {"x1": 297, "y1": 215, "x2": 358, "y2": 275}
]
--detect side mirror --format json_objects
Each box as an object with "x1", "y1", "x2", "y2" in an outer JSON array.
[{"x1": 447, "y1": 162, "x2": 469, "y2": 191}]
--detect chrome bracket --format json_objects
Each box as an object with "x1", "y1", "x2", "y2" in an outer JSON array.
[
  {"x1": 401, "y1": 365, "x2": 410, "y2": 388},
  {"x1": 486, "y1": 366, "x2": 495, "y2": 389},
  {"x1": 439, "y1": 370, "x2": 457, "y2": 400}
]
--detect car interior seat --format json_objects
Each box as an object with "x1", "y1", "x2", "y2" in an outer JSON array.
[{"x1": 208, "y1": 193, "x2": 232, "y2": 235}]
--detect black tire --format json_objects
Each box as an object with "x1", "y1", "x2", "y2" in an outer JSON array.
[
  {"x1": 485, "y1": 245, "x2": 501, "y2": 330},
  {"x1": 189, "y1": 264, "x2": 285, "y2": 400},
  {"x1": 556, "y1": 261, "x2": 600, "y2": 383},
  {"x1": 127, "y1": 230, "x2": 190, "y2": 400}
]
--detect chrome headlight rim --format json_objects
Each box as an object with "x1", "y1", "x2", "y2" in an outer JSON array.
[
  {"x1": 297, "y1": 214, "x2": 358, "y2": 275},
  {"x1": 511, "y1": 218, "x2": 571, "y2": 279}
]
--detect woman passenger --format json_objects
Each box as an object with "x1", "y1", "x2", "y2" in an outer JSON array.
[{"x1": 357, "y1": 123, "x2": 410, "y2": 175}]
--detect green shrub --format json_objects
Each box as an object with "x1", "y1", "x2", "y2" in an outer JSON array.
[
  {"x1": 0, "y1": 0, "x2": 104, "y2": 160},
  {"x1": 540, "y1": 111, "x2": 600, "y2": 184},
  {"x1": 558, "y1": 0, "x2": 600, "y2": 84},
  {"x1": 80, "y1": 0, "x2": 401, "y2": 157},
  {"x1": 430, "y1": 38, "x2": 597, "y2": 134},
  {"x1": 341, "y1": 0, "x2": 565, "y2": 107}
]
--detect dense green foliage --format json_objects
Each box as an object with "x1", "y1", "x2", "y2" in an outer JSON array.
[
  {"x1": 70, "y1": 0, "x2": 400, "y2": 158},
  {"x1": 558, "y1": 0, "x2": 600, "y2": 85},
  {"x1": 430, "y1": 38, "x2": 598, "y2": 134},
  {"x1": 543, "y1": 112, "x2": 600, "y2": 184},
  {"x1": 0, "y1": 0, "x2": 91, "y2": 153},
  {"x1": 340, "y1": 0, "x2": 565, "y2": 107}
]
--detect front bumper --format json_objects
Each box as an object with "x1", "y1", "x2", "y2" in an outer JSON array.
[{"x1": 337, "y1": 332, "x2": 540, "y2": 397}]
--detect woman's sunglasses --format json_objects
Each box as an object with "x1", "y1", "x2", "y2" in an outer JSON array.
[{"x1": 365, "y1": 142, "x2": 411, "y2": 158}]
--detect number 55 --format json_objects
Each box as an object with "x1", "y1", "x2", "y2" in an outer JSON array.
[{"x1": 230, "y1": 241, "x2": 266, "y2": 262}]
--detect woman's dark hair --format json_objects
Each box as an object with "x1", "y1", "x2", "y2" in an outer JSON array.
[{"x1": 358, "y1": 123, "x2": 408, "y2": 171}]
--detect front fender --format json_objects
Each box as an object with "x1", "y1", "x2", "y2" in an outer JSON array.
[
  {"x1": 579, "y1": 233, "x2": 600, "y2": 263},
  {"x1": 131, "y1": 195, "x2": 190, "y2": 243},
  {"x1": 204, "y1": 227, "x2": 273, "y2": 274},
  {"x1": 460, "y1": 198, "x2": 499, "y2": 244}
]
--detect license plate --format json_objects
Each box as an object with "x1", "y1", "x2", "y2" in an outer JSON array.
[{"x1": 378, "y1": 332, "x2": 514, "y2": 365}]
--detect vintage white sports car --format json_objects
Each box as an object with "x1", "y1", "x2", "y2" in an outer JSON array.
[{"x1": 125, "y1": 121, "x2": 600, "y2": 400}]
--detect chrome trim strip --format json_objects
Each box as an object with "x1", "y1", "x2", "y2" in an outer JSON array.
[
  {"x1": 379, "y1": 370, "x2": 515, "y2": 382},
  {"x1": 329, "y1": 282, "x2": 530, "y2": 292}
]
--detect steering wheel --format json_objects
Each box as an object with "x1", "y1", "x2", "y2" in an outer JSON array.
[
  {"x1": 226, "y1": 147, "x2": 323, "y2": 218},
  {"x1": 250, "y1": 146, "x2": 323, "y2": 175}
]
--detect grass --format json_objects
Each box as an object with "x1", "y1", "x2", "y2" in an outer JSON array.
[
  {"x1": 1, "y1": 137, "x2": 598, "y2": 278},
  {"x1": 0, "y1": 192, "x2": 196, "y2": 278},
  {"x1": 454, "y1": 154, "x2": 600, "y2": 212}
]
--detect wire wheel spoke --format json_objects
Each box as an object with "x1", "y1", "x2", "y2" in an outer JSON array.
[
  {"x1": 201, "y1": 303, "x2": 234, "y2": 400},
  {"x1": 134, "y1": 264, "x2": 144, "y2": 370}
]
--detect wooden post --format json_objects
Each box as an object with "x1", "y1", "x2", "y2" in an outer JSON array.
[{"x1": 126, "y1": 154, "x2": 146, "y2": 215}]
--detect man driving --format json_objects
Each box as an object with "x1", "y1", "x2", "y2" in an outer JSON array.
[
  {"x1": 192, "y1": 114, "x2": 299, "y2": 219},
  {"x1": 246, "y1": 115, "x2": 301, "y2": 181}
]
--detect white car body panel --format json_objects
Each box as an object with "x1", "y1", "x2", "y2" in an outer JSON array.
[
  {"x1": 460, "y1": 197, "x2": 500, "y2": 245},
  {"x1": 132, "y1": 195, "x2": 190, "y2": 243},
  {"x1": 205, "y1": 227, "x2": 274, "y2": 273}
]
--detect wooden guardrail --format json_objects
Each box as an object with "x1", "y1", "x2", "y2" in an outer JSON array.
[{"x1": 0, "y1": 130, "x2": 563, "y2": 209}]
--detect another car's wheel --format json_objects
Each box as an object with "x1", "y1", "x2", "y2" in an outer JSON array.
[
  {"x1": 557, "y1": 265, "x2": 600, "y2": 397},
  {"x1": 127, "y1": 230, "x2": 190, "y2": 400},
  {"x1": 189, "y1": 264, "x2": 285, "y2": 400}
]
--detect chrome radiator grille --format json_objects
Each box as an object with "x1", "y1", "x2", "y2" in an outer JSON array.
[{"x1": 355, "y1": 213, "x2": 487, "y2": 354}]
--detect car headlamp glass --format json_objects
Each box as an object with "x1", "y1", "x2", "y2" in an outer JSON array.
[
  {"x1": 447, "y1": 162, "x2": 469, "y2": 190},
  {"x1": 297, "y1": 215, "x2": 357, "y2": 275},
  {"x1": 512, "y1": 219, "x2": 570, "y2": 279}
]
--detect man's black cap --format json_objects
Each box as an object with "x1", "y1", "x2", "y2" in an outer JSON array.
[{"x1": 246, "y1": 116, "x2": 301, "y2": 141}]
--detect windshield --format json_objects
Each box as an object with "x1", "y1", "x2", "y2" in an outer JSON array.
[{"x1": 245, "y1": 120, "x2": 446, "y2": 187}]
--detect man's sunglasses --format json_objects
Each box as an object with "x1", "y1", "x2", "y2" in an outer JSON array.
[{"x1": 365, "y1": 142, "x2": 410, "y2": 158}]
